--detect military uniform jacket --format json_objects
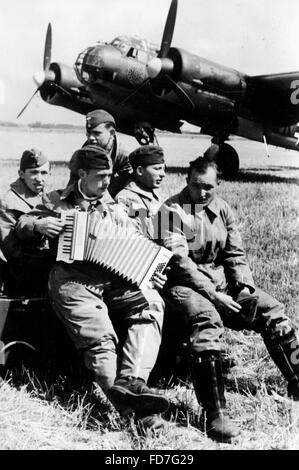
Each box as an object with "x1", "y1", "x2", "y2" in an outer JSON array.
[
  {"x1": 156, "y1": 187, "x2": 255, "y2": 301},
  {"x1": 0, "y1": 178, "x2": 49, "y2": 261},
  {"x1": 115, "y1": 180, "x2": 161, "y2": 239}
]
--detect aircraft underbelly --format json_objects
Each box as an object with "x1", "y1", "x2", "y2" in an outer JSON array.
[
  {"x1": 87, "y1": 82, "x2": 184, "y2": 129},
  {"x1": 237, "y1": 117, "x2": 299, "y2": 151}
]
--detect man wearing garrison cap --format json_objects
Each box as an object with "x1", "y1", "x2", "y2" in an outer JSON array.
[
  {"x1": 0, "y1": 148, "x2": 54, "y2": 296},
  {"x1": 0, "y1": 148, "x2": 50, "y2": 295},
  {"x1": 68, "y1": 109, "x2": 132, "y2": 197},
  {"x1": 16, "y1": 145, "x2": 169, "y2": 431},
  {"x1": 115, "y1": 145, "x2": 166, "y2": 239}
]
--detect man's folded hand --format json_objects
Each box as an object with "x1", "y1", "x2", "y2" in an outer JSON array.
[
  {"x1": 34, "y1": 217, "x2": 65, "y2": 238},
  {"x1": 214, "y1": 292, "x2": 241, "y2": 313}
]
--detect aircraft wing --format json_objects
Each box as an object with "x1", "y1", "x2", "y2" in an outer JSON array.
[
  {"x1": 250, "y1": 72, "x2": 299, "y2": 92},
  {"x1": 245, "y1": 72, "x2": 299, "y2": 127},
  {"x1": 236, "y1": 116, "x2": 299, "y2": 151}
]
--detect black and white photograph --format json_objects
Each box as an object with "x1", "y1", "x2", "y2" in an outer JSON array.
[{"x1": 0, "y1": 0, "x2": 298, "y2": 452}]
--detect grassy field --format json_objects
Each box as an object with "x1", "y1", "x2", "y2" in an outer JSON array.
[{"x1": 0, "y1": 129, "x2": 298, "y2": 450}]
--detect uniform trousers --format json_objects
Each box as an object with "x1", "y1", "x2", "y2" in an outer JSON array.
[
  {"x1": 49, "y1": 263, "x2": 164, "y2": 392},
  {"x1": 164, "y1": 285, "x2": 292, "y2": 354}
]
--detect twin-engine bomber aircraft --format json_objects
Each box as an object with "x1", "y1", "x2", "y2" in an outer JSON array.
[{"x1": 18, "y1": 0, "x2": 299, "y2": 178}]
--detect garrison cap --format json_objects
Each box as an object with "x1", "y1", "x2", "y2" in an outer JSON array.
[
  {"x1": 71, "y1": 145, "x2": 110, "y2": 172},
  {"x1": 86, "y1": 109, "x2": 116, "y2": 131},
  {"x1": 129, "y1": 145, "x2": 165, "y2": 170},
  {"x1": 20, "y1": 148, "x2": 48, "y2": 171}
]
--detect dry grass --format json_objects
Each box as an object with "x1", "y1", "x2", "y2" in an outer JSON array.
[{"x1": 0, "y1": 131, "x2": 298, "y2": 450}]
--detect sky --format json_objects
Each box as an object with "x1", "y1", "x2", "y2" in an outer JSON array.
[{"x1": 0, "y1": 0, "x2": 298, "y2": 124}]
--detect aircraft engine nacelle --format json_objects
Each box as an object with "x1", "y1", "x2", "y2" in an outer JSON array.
[
  {"x1": 49, "y1": 62, "x2": 82, "y2": 89},
  {"x1": 39, "y1": 62, "x2": 83, "y2": 106},
  {"x1": 168, "y1": 48, "x2": 246, "y2": 98}
]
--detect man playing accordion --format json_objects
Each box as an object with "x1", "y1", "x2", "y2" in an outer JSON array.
[{"x1": 15, "y1": 145, "x2": 169, "y2": 431}]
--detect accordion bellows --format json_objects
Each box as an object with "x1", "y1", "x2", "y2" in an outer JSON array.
[{"x1": 57, "y1": 210, "x2": 172, "y2": 290}]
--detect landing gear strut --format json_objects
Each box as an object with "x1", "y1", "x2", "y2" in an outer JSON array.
[
  {"x1": 134, "y1": 121, "x2": 156, "y2": 145},
  {"x1": 205, "y1": 142, "x2": 240, "y2": 179}
]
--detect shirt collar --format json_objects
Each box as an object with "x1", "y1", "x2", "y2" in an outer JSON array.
[
  {"x1": 77, "y1": 179, "x2": 99, "y2": 201},
  {"x1": 10, "y1": 178, "x2": 45, "y2": 201},
  {"x1": 178, "y1": 186, "x2": 221, "y2": 217},
  {"x1": 124, "y1": 180, "x2": 160, "y2": 202},
  {"x1": 60, "y1": 182, "x2": 114, "y2": 205}
]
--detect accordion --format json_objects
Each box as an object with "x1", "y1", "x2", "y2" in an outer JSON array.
[{"x1": 56, "y1": 210, "x2": 173, "y2": 290}]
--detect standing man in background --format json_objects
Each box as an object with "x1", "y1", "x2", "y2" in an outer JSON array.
[{"x1": 68, "y1": 109, "x2": 132, "y2": 197}]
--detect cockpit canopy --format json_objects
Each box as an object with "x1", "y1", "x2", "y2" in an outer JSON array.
[
  {"x1": 75, "y1": 35, "x2": 158, "y2": 84},
  {"x1": 109, "y1": 35, "x2": 158, "y2": 63}
]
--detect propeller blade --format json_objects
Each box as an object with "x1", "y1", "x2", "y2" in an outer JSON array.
[
  {"x1": 159, "y1": 0, "x2": 178, "y2": 58},
  {"x1": 165, "y1": 74, "x2": 195, "y2": 110},
  {"x1": 43, "y1": 23, "x2": 52, "y2": 70},
  {"x1": 117, "y1": 78, "x2": 150, "y2": 106},
  {"x1": 16, "y1": 88, "x2": 40, "y2": 119}
]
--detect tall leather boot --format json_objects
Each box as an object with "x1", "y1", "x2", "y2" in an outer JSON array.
[
  {"x1": 191, "y1": 351, "x2": 240, "y2": 443},
  {"x1": 263, "y1": 329, "x2": 299, "y2": 400}
]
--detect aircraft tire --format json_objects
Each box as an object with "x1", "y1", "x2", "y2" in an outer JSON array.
[{"x1": 216, "y1": 143, "x2": 239, "y2": 179}]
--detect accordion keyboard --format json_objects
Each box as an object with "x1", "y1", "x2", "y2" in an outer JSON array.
[{"x1": 56, "y1": 213, "x2": 76, "y2": 263}]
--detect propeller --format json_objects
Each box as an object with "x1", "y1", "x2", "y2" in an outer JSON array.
[
  {"x1": 147, "y1": 0, "x2": 177, "y2": 80},
  {"x1": 159, "y1": 0, "x2": 178, "y2": 59},
  {"x1": 17, "y1": 23, "x2": 56, "y2": 119},
  {"x1": 16, "y1": 88, "x2": 41, "y2": 119},
  {"x1": 43, "y1": 22, "x2": 52, "y2": 70},
  {"x1": 118, "y1": 0, "x2": 194, "y2": 110},
  {"x1": 163, "y1": 74, "x2": 194, "y2": 109},
  {"x1": 148, "y1": 0, "x2": 194, "y2": 109}
]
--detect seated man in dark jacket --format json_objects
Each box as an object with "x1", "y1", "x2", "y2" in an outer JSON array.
[
  {"x1": 156, "y1": 156, "x2": 299, "y2": 443},
  {"x1": 0, "y1": 149, "x2": 55, "y2": 296}
]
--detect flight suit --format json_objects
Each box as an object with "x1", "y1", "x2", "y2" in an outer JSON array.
[{"x1": 16, "y1": 183, "x2": 164, "y2": 393}]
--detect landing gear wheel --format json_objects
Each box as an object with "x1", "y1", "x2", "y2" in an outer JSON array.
[{"x1": 216, "y1": 143, "x2": 239, "y2": 180}]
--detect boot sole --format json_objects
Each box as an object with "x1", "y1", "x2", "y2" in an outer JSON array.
[
  {"x1": 109, "y1": 385, "x2": 169, "y2": 415},
  {"x1": 207, "y1": 427, "x2": 240, "y2": 444}
]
